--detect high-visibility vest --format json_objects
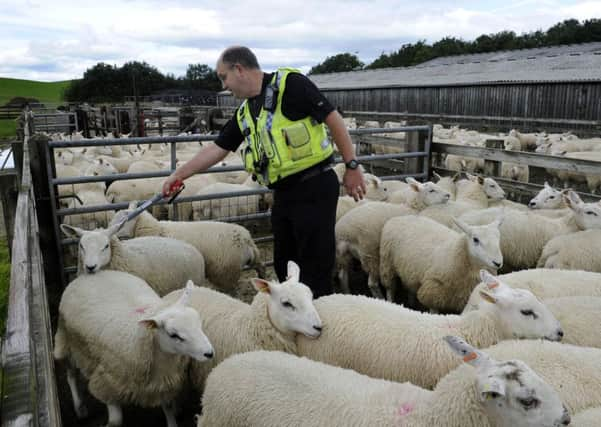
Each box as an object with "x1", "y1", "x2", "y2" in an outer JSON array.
[{"x1": 237, "y1": 67, "x2": 333, "y2": 185}]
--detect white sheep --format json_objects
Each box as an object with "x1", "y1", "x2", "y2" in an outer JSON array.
[
  {"x1": 192, "y1": 181, "x2": 260, "y2": 220},
  {"x1": 335, "y1": 201, "x2": 416, "y2": 298},
  {"x1": 387, "y1": 177, "x2": 451, "y2": 209},
  {"x1": 54, "y1": 272, "x2": 214, "y2": 427},
  {"x1": 198, "y1": 337, "x2": 570, "y2": 427},
  {"x1": 508, "y1": 129, "x2": 541, "y2": 151},
  {"x1": 335, "y1": 195, "x2": 369, "y2": 222},
  {"x1": 527, "y1": 182, "x2": 571, "y2": 218},
  {"x1": 464, "y1": 268, "x2": 601, "y2": 310},
  {"x1": 109, "y1": 210, "x2": 264, "y2": 294},
  {"x1": 298, "y1": 271, "x2": 562, "y2": 389},
  {"x1": 60, "y1": 223, "x2": 206, "y2": 296},
  {"x1": 538, "y1": 229, "x2": 601, "y2": 272},
  {"x1": 62, "y1": 189, "x2": 115, "y2": 230},
  {"x1": 484, "y1": 339, "x2": 601, "y2": 414},
  {"x1": 164, "y1": 261, "x2": 321, "y2": 393},
  {"x1": 457, "y1": 203, "x2": 584, "y2": 272},
  {"x1": 380, "y1": 215, "x2": 502, "y2": 311}
]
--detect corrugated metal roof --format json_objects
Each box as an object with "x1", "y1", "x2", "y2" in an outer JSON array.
[{"x1": 309, "y1": 42, "x2": 601, "y2": 89}]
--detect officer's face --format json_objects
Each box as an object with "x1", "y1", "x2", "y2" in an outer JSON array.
[{"x1": 217, "y1": 60, "x2": 244, "y2": 97}]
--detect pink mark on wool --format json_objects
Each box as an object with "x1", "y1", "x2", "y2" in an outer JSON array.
[
  {"x1": 134, "y1": 306, "x2": 149, "y2": 314},
  {"x1": 397, "y1": 402, "x2": 414, "y2": 417}
]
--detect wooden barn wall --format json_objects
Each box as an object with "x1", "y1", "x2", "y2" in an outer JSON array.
[{"x1": 322, "y1": 83, "x2": 601, "y2": 121}]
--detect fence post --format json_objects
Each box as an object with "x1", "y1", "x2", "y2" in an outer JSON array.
[
  {"x1": 0, "y1": 172, "x2": 18, "y2": 253},
  {"x1": 28, "y1": 133, "x2": 64, "y2": 309}
]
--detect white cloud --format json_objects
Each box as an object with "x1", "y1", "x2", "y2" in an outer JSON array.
[{"x1": 0, "y1": 0, "x2": 599, "y2": 81}]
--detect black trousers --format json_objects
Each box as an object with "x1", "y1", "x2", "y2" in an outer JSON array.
[{"x1": 271, "y1": 169, "x2": 339, "y2": 298}]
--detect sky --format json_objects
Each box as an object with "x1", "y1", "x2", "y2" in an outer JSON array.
[{"x1": 1, "y1": 0, "x2": 600, "y2": 82}]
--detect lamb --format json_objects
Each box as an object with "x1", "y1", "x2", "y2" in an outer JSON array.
[
  {"x1": 163, "y1": 261, "x2": 321, "y2": 394},
  {"x1": 457, "y1": 204, "x2": 583, "y2": 272},
  {"x1": 336, "y1": 202, "x2": 416, "y2": 298},
  {"x1": 60, "y1": 223, "x2": 206, "y2": 296},
  {"x1": 192, "y1": 182, "x2": 260, "y2": 220},
  {"x1": 298, "y1": 270, "x2": 562, "y2": 389},
  {"x1": 336, "y1": 180, "x2": 449, "y2": 298},
  {"x1": 537, "y1": 229, "x2": 601, "y2": 272},
  {"x1": 62, "y1": 189, "x2": 115, "y2": 229},
  {"x1": 461, "y1": 274, "x2": 601, "y2": 349},
  {"x1": 54, "y1": 272, "x2": 214, "y2": 427},
  {"x1": 484, "y1": 339, "x2": 601, "y2": 414},
  {"x1": 198, "y1": 337, "x2": 570, "y2": 427},
  {"x1": 464, "y1": 268, "x2": 601, "y2": 310},
  {"x1": 419, "y1": 174, "x2": 505, "y2": 228},
  {"x1": 380, "y1": 215, "x2": 502, "y2": 311},
  {"x1": 508, "y1": 129, "x2": 541, "y2": 151},
  {"x1": 335, "y1": 195, "x2": 369, "y2": 222},
  {"x1": 527, "y1": 182, "x2": 571, "y2": 218},
  {"x1": 553, "y1": 151, "x2": 601, "y2": 193},
  {"x1": 109, "y1": 209, "x2": 264, "y2": 294},
  {"x1": 387, "y1": 177, "x2": 451, "y2": 209}
]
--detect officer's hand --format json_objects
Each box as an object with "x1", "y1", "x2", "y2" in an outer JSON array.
[
  {"x1": 343, "y1": 168, "x2": 367, "y2": 201},
  {"x1": 162, "y1": 174, "x2": 183, "y2": 197}
]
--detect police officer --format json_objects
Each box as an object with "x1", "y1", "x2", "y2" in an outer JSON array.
[{"x1": 163, "y1": 46, "x2": 366, "y2": 297}]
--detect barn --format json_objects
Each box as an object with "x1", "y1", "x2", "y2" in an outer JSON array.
[{"x1": 309, "y1": 42, "x2": 601, "y2": 133}]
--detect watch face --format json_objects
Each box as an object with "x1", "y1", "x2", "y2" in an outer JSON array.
[{"x1": 346, "y1": 159, "x2": 358, "y2": 169}]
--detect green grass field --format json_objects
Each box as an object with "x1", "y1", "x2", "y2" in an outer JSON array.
[
  {"x1": 0, "y1": 237, "x2": 9, "y2": 334},
  {"x1": 0, "y1": 77, "x2": 71, "y2": 107},
  {"x1": 0, "y1": 77, "x2": 72, "y2": 139}
]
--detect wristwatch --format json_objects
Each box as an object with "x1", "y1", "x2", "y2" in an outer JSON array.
[{"x1": 345, "y1": 159, "x2": 359, "y2": 170}]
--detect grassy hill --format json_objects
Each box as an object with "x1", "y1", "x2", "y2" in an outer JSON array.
[
  {"x1": 0, "y1": 77, "x2": 72, "y2": 106},
  {"x1": 0, "y1": 77, "x2": 73, "y2": 139}
]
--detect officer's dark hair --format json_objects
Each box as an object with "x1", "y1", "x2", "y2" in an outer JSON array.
[{"x1": 221, "y1": 46, "x2": 260, "y2": 70}]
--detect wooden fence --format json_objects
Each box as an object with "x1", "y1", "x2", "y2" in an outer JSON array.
[{"x1": 1, "y1": 113, "x2": 61, "y2": 427}]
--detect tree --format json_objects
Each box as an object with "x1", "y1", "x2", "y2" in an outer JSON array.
[
  {"x1": 308, "y1": 53, "x2": 364, "y2": 75},
  {"x1": 185, "y1": 64, "x2": 221, "y2": 91}
]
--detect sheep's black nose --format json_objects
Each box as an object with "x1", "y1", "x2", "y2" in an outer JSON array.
[
  {"x1": 557, "y1": 329, "x2": 564, "y2": 338},
  {"x1": 204, "y1": 351, "x2": 214, "y2": 359},
  {"x1": 528, "y1": 202, "x2": 535, "y2": 208},
  {"x1": 493, "y1": 261, "x2": 502, "y2": 268},
  {"x1": 86, "y1": 264, "x2": 97, "y2": 273},
  {"x1": 313, "y1": 325, "x2": 322, "y2": 332}
]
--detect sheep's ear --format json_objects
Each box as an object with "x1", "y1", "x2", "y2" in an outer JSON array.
[
  {"x1": 477, "y1": 175, "x2": 485, "y2": 185},
  {"x1": 451, "y1": 172, "x2": 461, "y2": 182},
  {"x1": 60, "y1": 223, "x2": 85, "y2": 237},
  {"x1": 452, "y1": 217, "x2": 471, "y2": 236},
  {"x1": 460, "y1": 159, "x2": 467, "y2": 170},
  {"x1": 544, "y1": 181, "x2": 551, "y2": 189},
  {"x1": 105, "y1": 222, "x2": 123, "y2": 237},
  {"x1": 432, "y1": 171, "x2": 442, "y2": 181},
  {"x1": 479, "y1": 270, "x2": 500, "y2": 289},
  {"x1": 443, "y1": 336, "x2": 491, "y2": 368},
  {"x1": 479, "y1": 290, "x2": 498, "y2": 304},
  {"x1": 252, "y1": 278, "x2": 271, "y2": 294},
  {"x1": 175, "y1": 281, "x2": 193, "y2": 306},
  {"x1": 286, "y1": 261, "x2": 301, "y2": 282},
  {"x1": 405, "y1": 177, "x2": 420, "y2": 191},
  {"x1": 564, "y1": 190, "x2": 582, "y2": 209}
]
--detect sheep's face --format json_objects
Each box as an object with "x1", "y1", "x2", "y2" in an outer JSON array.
[
  {"x1": 77, "y1": 230, "x2": 113, "y2": 274},
  {"x1": 477, "y1": 360, "x2": 570, "y2": 427},
  {"x1": 528, "y1": 183, "x2": 563, "y2": 209},
  {"x1": 478, "y1": 272, "x2": 563, "y2": 341},
  {"x1": 565, "y1": 192, "x2": 601, "y2": 230},
  {"x1": 504, "y1": 137, "x2": 521, "y2": 151},
  {"x1": 253, "y1": 262, "x2": 322, "y2": 339},
  {"x1": 146, "y1": 305, "x2": 214, "y2": 362},
  {"x1": 364, "y1": 175, "x2": 388, "y2": 201},
  {"x1": 417, "y1": 181, "x2": 451, "y2": 206},
  {"x1": 454, "y1": 218, "x2": 503, "y2": 270},
  {"x1": 483, "y1": 177, "x2": 506, "y2": 201}
]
